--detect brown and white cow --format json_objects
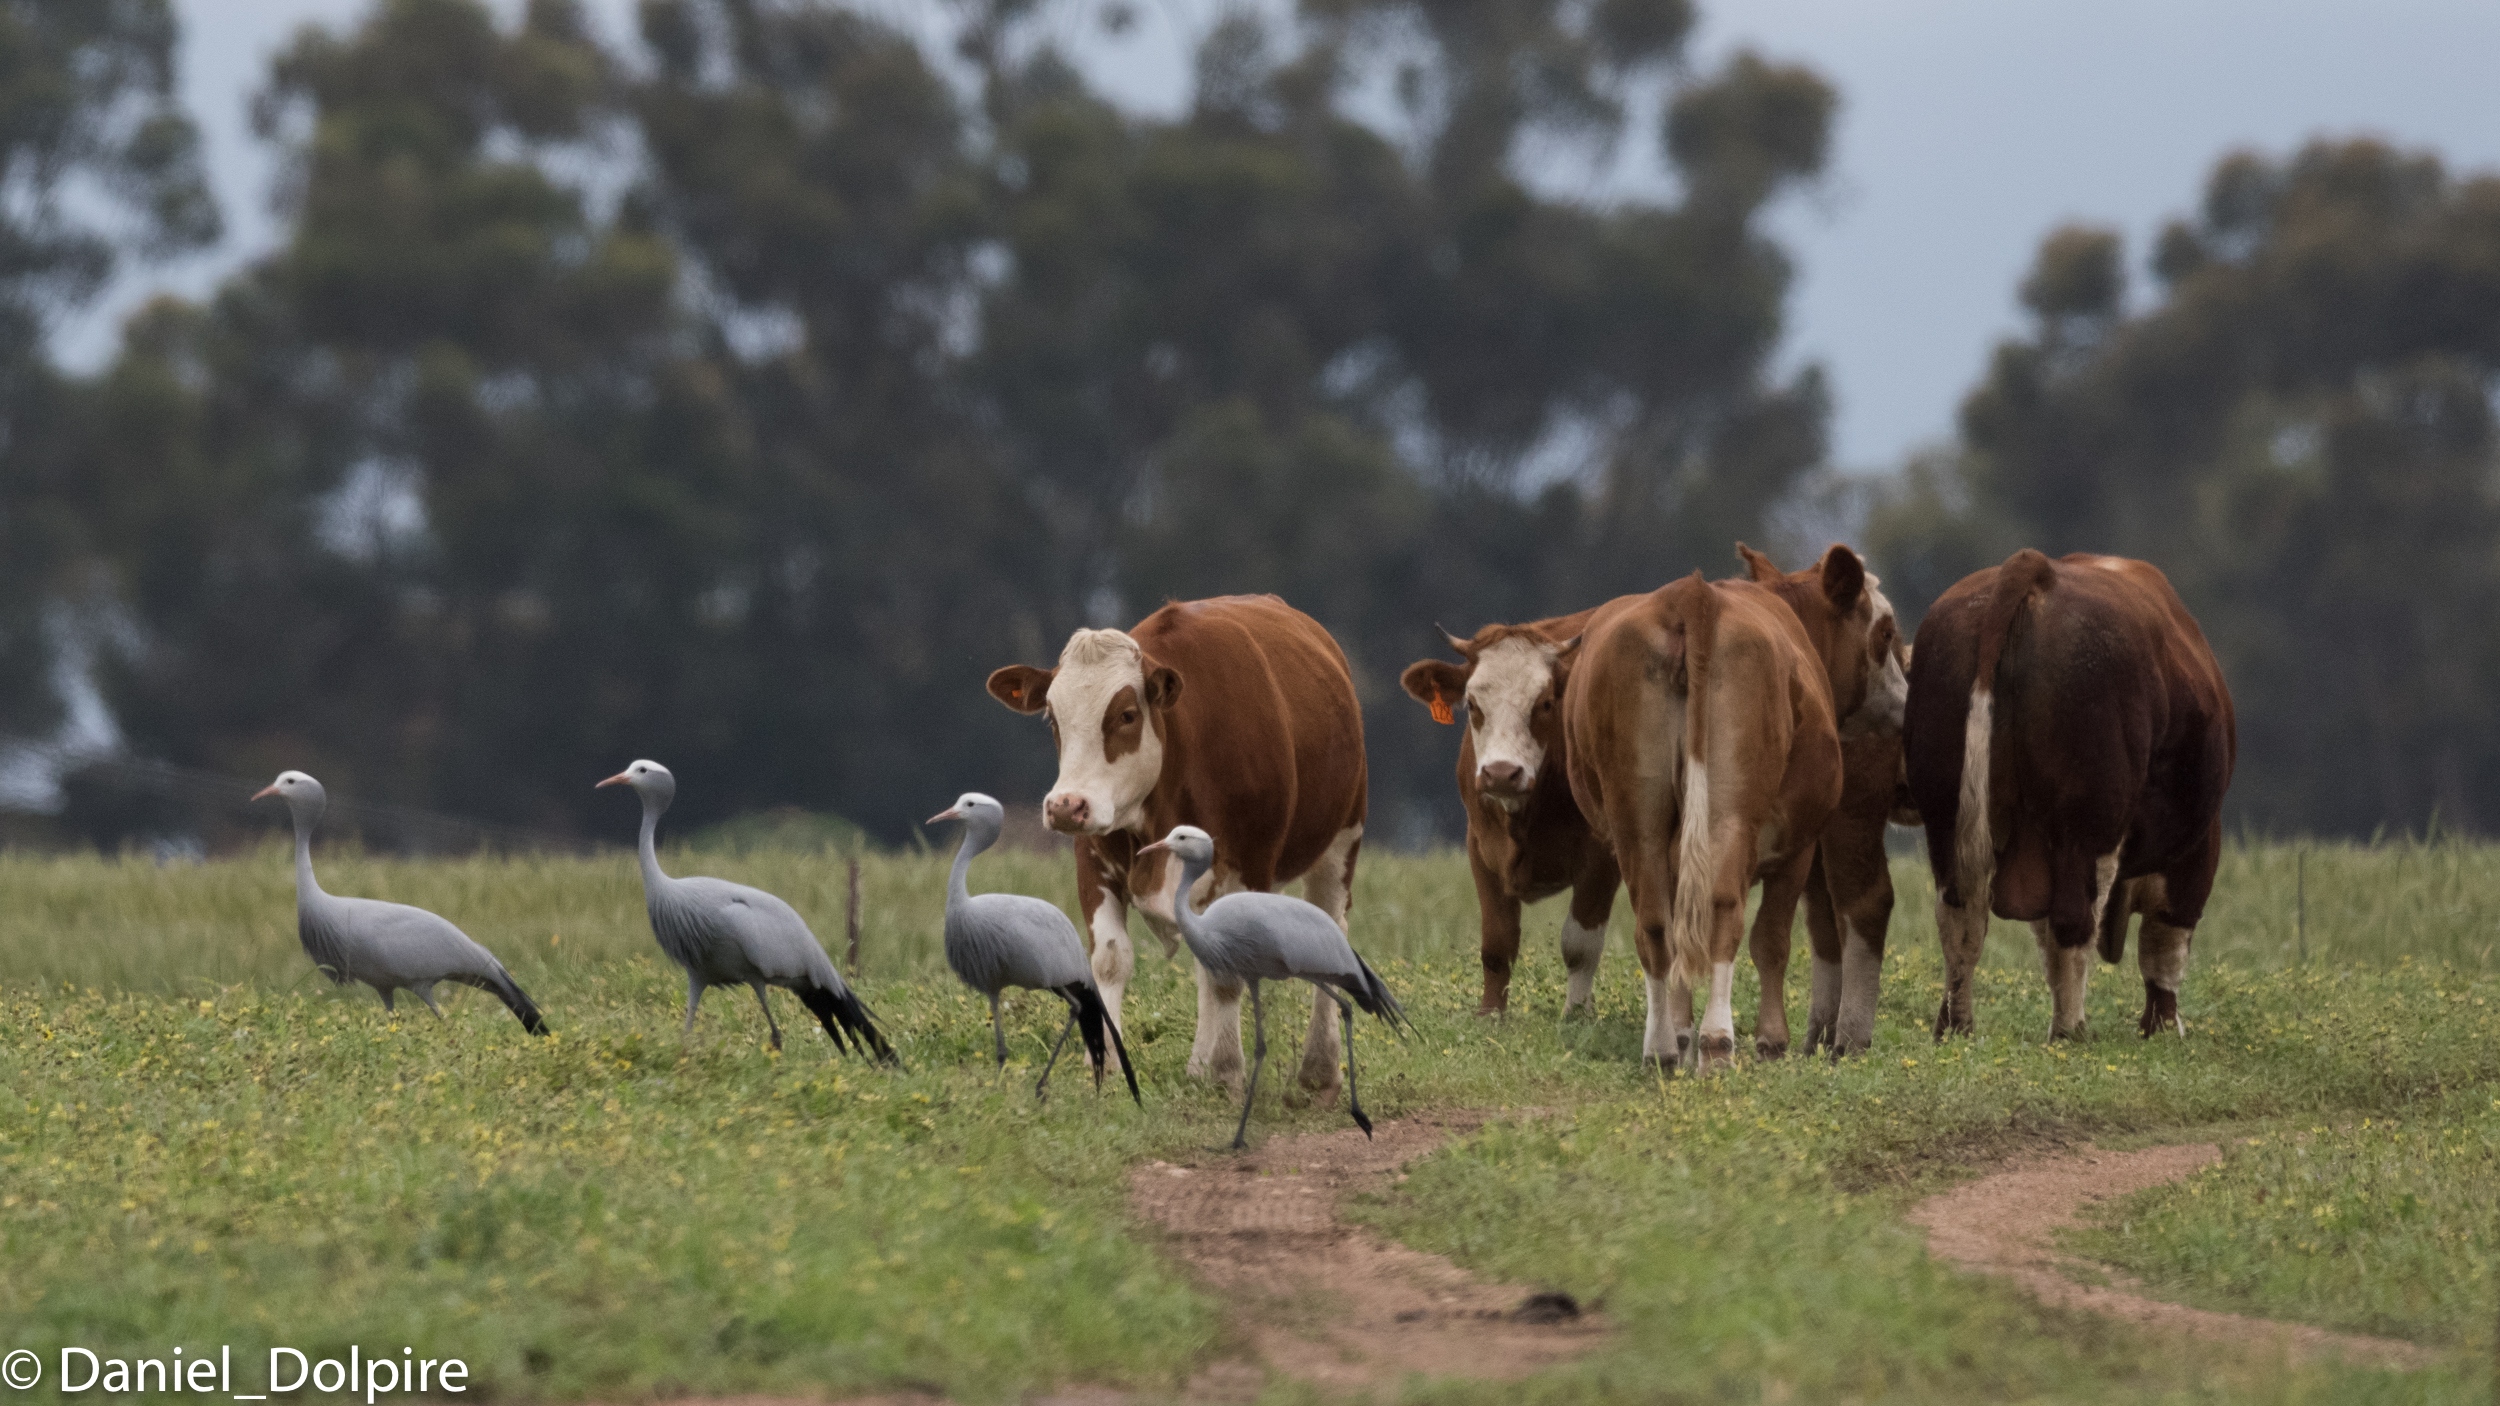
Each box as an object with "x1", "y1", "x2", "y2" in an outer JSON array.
[
  {"x1": 986, "y1": 594, "x2": 1367, "y2": 1098},
  {"x1": 1564, "y1": 545, "x2": 1906, "y2": 1070},
  {"x1": 1905, "y1": 550, "x2": 2235, "y2": 1041},
  {"x1": 1399, "y1": 610, "x2": 1620, "y2": 1017},
  {"x1": 1735, "y1": 546, "x2": 1914, "y2": 1058}
]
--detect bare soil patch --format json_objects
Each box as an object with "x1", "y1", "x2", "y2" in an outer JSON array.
[
  {"x1": 1909, "y1": 1142, "x2": 2437, "y2": 1371},
  {"x1": 1126, "y1": 1111, "x2": 1609, "y2": 1398}
]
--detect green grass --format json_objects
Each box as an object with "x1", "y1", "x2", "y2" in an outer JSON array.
[
  {"x1": 1, "y1": 839, "x2": 2494, "y2": 1402},
  {"x1": 2067, "y1": 1089, "x2": 2500, "y2": 1349}
]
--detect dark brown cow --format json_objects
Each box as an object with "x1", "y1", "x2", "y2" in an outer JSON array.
[
  {"x1": 1564, "y1": 546, "x2": 1905, "y2": 1070},
  {"x1": 1399, "y1": 610, "x2": 1620, "y2": 1017},
  {"x1": 1905, "y1": 550, "x2": 2235, "y2": 1041},
  {"x1": 986, "y1": 595, "x2": 1367, "y2": 1097}
]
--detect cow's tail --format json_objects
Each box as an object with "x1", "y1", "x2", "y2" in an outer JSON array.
[
  {"x1": 1668, "y1": 574, "x2": 1723, "y2": 993},
  {"x1": 1954, "y1": 549, "x2": 2054, "y2": 905}
]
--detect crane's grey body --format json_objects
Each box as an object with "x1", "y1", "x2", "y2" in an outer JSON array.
[
  {"x1": 255, "y1": 772, "x2": 546, "y2": 1033},
  {"x1": 601, "y1": 760, "x2": 893, "y2": 1060},
  {"x1": 1145, "y1": 826, "x2": 1406, "y2": 1147},
  {"x1": 932, "y1": 794, "x2": 1137, "y2": 1102}
]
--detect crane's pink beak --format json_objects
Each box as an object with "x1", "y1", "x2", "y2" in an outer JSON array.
[
  {"x1": 249, "y1": 783, "x2": 280, "y2": 802},
  {"x1": 1137, "y1": 840, "x2": 1168, "y2": 857},
  {"x1": 595, "y1": 772, "x2": 631, "y2": 790},
  {"x1": 926, "y1": 808, "x2": 960, "y2": 825}
]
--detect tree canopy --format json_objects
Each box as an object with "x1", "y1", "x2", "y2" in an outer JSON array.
[
  {"x1": 1870, "y1": 136, "x2": 2500, "y2": 836},
  {"x1": 8, "y1": 0, "x2": 1838, "y2": 847}
]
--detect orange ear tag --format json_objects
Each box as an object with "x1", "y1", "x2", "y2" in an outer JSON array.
[{"x1": 1430, "y1": 692, "x2": 1455, "y2": 725}]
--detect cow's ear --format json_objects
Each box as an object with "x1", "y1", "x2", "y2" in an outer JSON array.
[
  {"x1": 1818, "y1": 544, "x2": 1867, "y2": 612},
  {"x1": 1735, "y1": 542, "x2": 1783, "y2": 584},
  {"x1": 987, "y1": 665, "x2": 1055, "y2": 715},
  {"x1": 1400, "y1": 659, "x2": 1470, "y2": 724},
  {"x1": 1143, "y1": 664, "x2": 1183, "y2": 710}
]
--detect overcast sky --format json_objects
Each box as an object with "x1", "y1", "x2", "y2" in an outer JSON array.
[{"x1": 58, "y1": 0, "x2": 2500, "y2": 473}]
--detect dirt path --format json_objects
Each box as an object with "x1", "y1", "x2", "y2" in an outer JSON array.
[
  {"x1": 1908, "y1": 1142, "x2": 2438, "y2": 1371},
  {"x1": 1125, "y1": 1111, "x2": 1608, "y2": 1400}
]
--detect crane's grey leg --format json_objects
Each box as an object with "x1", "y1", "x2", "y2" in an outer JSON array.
[
  {"x1": 1328, "y1": 989, "x2": 1372, "y2": 1138},
  {"x1": 1036, "y1": 1000, "x2": 1078, "y2": 1099},
  {"x1": 1228, "y1": 980, "x2": 1267, "y2": 1152},
  {"x1": 749, "y1": 982, "x2": 783, "y2": 1052},
  {"x1": 989, "y1": 991, "x2": 1008, "y2": 1069},
  {"x1": 684, "y1": 972, "x2": 705, "y2": 1038},
  {"x1": 414, "y1": 983, "x2": 446, "y2": 1019}
]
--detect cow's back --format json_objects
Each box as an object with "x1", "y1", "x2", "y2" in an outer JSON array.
[
  {"x1": 1908, "y1": 553, "x2": 2233, "y2": 921},
  {"x1": 1133, "y1": 595, "x2": 1366, "y2": 883}
]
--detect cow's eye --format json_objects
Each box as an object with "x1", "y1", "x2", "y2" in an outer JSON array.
[
  {"x1": 1120, "y1": 708, "x2": 1138, "y2": 726},
  {"x1": 1535, "y1": 696, "x2": 1553, "y2": 714}
]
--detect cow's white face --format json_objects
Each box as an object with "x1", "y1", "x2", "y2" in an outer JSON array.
[
  {"x1": 1466, "y1": 636, "x2": 1565, "y2": 807},
  {"x1": 1852, "y1": 579, "x2": 1909, "y2": 735},
  {"x1": 1038, "y1": 628, "x2": 1170, "y2": 836}
]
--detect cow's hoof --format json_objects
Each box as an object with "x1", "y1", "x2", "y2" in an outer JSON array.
[
  {"x1": 2138, "y1": 983, "x2": 2182, "y2": 1038},
  {"x1": 1696, "y1": 1034, "x2": 1737, "y2": 1072},
  {"x1": 2049, "y1": 1021, "x2": 2091, "y2": 1042},
  {"x1": 1755, "y1": 1037, "x2": 1788, "y2": 1061},
  {"x1": 1641, "y1": 1053, "x2": 1677, "y2": 1079},
  {"x1": 1803, "y1": 1020, "x2": 1834, "y2": 1054},
  {"x1": 1474, "y1": 1002, "x2": 1509, "y2": 1018}
]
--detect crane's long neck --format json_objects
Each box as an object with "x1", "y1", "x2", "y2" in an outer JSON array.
[
  {"x1": 1168, "y1": 852, "x2": 1214, "y2": 958},
  {"x1": 636, "y1": 795, "x2": 672, "y2": 894},
  {"x1": 290, "y1": 801, "x2": 326, "y2": 902},
  {"x1": 948, "y1": 822, "x2": 997, "y2": 908}
]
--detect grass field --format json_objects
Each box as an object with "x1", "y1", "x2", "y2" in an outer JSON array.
[{"x1": 2, "y1": 837, "x2": 2494, "y2": 1402}]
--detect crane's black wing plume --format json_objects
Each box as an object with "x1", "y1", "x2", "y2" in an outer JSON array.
[
  {"x1": 1063, "y1": 981, "x2": 1142, "y2": 1106},
  {"x1": 1350, "y1": 954, "x2": 1411, "y2": 1038},
  {"x1": 797, "y1": 980, "x2": 897, "y2": 1064}
]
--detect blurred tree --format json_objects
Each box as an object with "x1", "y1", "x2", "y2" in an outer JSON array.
[
  {"x1": 47, "y1": 0, "x2": 1841, "y2": 846},
  {"x1": 0, "y1": 0, "x2": 216, "y2": 738},
  {"x1": 1869, "y1": 139, "x2": 2500, "y2": 835},
  {"x1": 74, "y1": 0, "x2": 717, "y2": 831},
  {"x1": 964, "y1": 0, "x2": 1838, "y2": 836}
]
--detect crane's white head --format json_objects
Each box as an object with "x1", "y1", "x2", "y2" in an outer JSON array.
[
  {"x1": 926, "y1": 792, "x2": 1004, "y2": 828},
  {"x1": 596, "y1": 758, "x2": 676, "y2": 806},
  {"x1": 251, "y1": 769, "x2": 324, "y2": 806},
  {"x1": 1137, "y1": 824, "x2": 1214, "y2": 867}
]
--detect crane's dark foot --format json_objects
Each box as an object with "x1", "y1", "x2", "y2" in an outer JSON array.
[
  {"x1": 768, "y1": 1028, "x2": 783, "y2": 1052},
  {"x1": 1349, "y1": 1105, "x2": 1374, "y2": 1138}
]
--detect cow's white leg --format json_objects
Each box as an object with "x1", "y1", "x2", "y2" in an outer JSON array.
[
  {"x1": 1190, "y1": 964, "x2": 1248, "y2": 1095},
  {"x1": 2137, "y1": 917, "x2": 2193, "y2": 1038},
  {"x1": 1559, "y1": 914, "x2": 1606, "y2": 1016},
  {"x1": 2032, "y1": 920, "x2": 2092, "y2": 1039},
  {"x1": 1289, "y1": 824, "x2": 1362, "y2": 1102},
  {"x1": 1183, "y1": 864, "x2": 1249, "y2": 1094},
  {"x1": 1641, "y1": 964, "x2": 1677, "y2": 1064},
  {"x1": 1697, "y1": 959, "x2": 1738, "y2": 1070},
  {"x1": 1836, "y1": 917, "x2": 1884, "y2": 1054},
  {"x1": 1088, "y1": 893, "x2": 1135, "y2": 1070}
]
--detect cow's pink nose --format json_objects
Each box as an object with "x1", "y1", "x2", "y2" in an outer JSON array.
[
  {"x1": 1479, "y1": 760, "x2": 1527, "y2": 792},
  {"x1": 1044, "y1": 794, "x2": 1091, "y2": 832}
]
